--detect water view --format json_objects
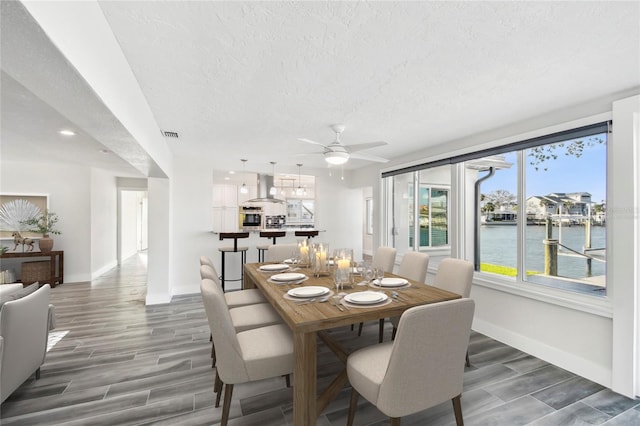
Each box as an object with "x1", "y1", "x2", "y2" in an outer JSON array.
[{"x1": 481, "y1": 224, "x2": 606, "y2": 279}]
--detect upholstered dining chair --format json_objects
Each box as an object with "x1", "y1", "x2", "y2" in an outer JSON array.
[
  {"x1": 358, "y1": 246, "x2": 397, "y2": 339},
  {"x1": 200, "y1": 258, "x2": 266, "y2": 307},
  {"x1": 371, "y1": 246, "x2": 397, "y2": 274},
  {"x1": 265, "y1": 243, "x2": 298, "y2": 262},
  {"x1": 383, "y1": 251, "x2": 430, "y2": 340},
  {"x1": 200, "y1": 264, "x2": 280, "y2": 367},
  {"x1": 200, "y1": 279, "x2": 294, "y2": 426},
  {"x1": 346, "y1": 298, "x2": 475, "y2": 426},
  {"x1": 390, "y1": 257, "x2": 474, "y2": 362}
]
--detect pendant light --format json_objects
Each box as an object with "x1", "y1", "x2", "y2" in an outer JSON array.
[
  {"x1": 296, "y1": 163, "x2": 304, "y2": 196},
  {"x1": 269, "y1": 161, "x2": 278, "y2": 196},
  {"x1": 239, "y1": 159, "x2": 249, "y2": 194}
]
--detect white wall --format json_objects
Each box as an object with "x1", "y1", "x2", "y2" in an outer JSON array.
[
  {"x1": 0, "y1": 160, "x2": 93, "y2": 283},
  {"x1": 119, "y1": 190, "x2": 140, "y2": 262},
  {"x1": 90, "y1": 168, "x2": 118, "y2": 278}
]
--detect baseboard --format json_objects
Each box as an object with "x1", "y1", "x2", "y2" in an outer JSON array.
[
  {"x1": 145, "y1": 293, "x2": 172, "y2": 305},
  {"x1": 92, "y1": 260, "x2": 118, "y2": 280},
  {"x1": 473, "y1": 317, "x2": 612, "y2": 388}
]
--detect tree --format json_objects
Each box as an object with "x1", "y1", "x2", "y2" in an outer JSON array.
[
  {"x1": 528, "y1": 136, "x2": 604, "y2": 171},
  {"x1": 482, "y1": 190, "x2": 516, "y2": 209}
]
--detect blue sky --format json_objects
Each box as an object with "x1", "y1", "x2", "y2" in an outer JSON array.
[{"x1": 481, "y1": 136, "x2": 607, "y2": 204}]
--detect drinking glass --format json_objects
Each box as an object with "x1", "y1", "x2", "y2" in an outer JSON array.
[
  {"x1": 376, "y1": 267, "x2": 385, "y2": 283},
  {"x1": 333, "y1": 267, "x2": 346, "y2": 295}
]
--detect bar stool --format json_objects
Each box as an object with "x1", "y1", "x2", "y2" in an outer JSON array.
[
  {"x1": 218, "y1": 232, "x2": 250, "y2": 291},
  {"x1": 294, "y1": 230, "x2": 319, "y2": 240},
  {"x1": 256, "y1": 231, "x2": 287, "y2": 262}
]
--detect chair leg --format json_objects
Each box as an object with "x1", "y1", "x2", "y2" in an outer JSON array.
[
  {"x1": 452, "y1": 394, "x2": 464, "y2": 426},
  {"x1": 214, "y1": 371, "x2": 223, "y2": 407},
  {"x1": 350, "y1": 324, "x2": 354, "y2": 331},
  {"x1": 284, "y1": 374, "x2": 291, "y2": 388},
  {"x1": 391, "y1": 326, "x2": 397, "y2": 340},
  {"x1": 378, "y1": 318, "x2": 385, "y2": 343},
  {"x1": 357, "y1": 322, "x2": 364, "y2": 336},
  {"x1": 346, "y1": 387, "x2": 359, "y2": 426},
  {"x1": 221, "y1": 383, "x2": 234, "y2": 426},
  {"x1": 390, "y1": 418, "x2": 402, "y2": 426},
  {"x1": 211, "y1": 337, "x2": 217, "y2": 368},
  {"x1": 465, "y1": 350, "x2": 471, "y2": 367},
  {"x1": 35, "y1": 367, "x2": 41, "y2": 380}
]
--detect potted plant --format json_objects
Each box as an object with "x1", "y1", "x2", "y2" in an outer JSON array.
[{"x1": 21, "y1": 210, "x2": 60, "y2": 253}]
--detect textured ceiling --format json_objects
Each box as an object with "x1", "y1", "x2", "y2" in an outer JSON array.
[{"x1": 2, "y1": 1, "x2": 639, "y2": 175}]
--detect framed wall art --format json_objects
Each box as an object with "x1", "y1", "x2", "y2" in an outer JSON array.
[{"x1": 0, "y1": 194, "x2": 49, "y2": 239}]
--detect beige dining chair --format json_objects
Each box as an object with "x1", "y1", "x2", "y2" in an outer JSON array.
[
  {"x1": 265, "y1": 243, "x2": 298, "y2": 262},
  {"x1": 346, "y1": 298, "x2": 475, "y2": 426},
  {"x1": 358, "y1": 246, "x2": 397, "y2": 339},
  {"x1": 383, "y1": 251, "x2": 430, "y2": 340},
  {"x1": 200, "y1": 279, "x2": 294, "y2": 426},
  {"x1": 200, "y1": 264, "x2": 281, "y2": 367},
  {"x1": 390, "y1": 257, "x2": 474, "y2": 363},
  {"x1": 371, "y1": 246, "x2": 397, "y2": 273},
  {"x1": 199, "y1": 259, "x2": 266, "y2": 306}
]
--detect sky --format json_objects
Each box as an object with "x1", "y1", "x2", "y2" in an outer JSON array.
[{"x1": 481, "y1": 135, "x2": 607, "y2": 204}]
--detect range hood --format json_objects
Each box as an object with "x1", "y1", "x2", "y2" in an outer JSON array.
[{"x1": 246, "y1": 174, "x2": 285, "y2": 203}]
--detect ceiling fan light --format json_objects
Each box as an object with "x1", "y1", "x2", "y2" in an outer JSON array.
[{"x1": 325, "y1": 151, "x2": 349, "y2": 165}]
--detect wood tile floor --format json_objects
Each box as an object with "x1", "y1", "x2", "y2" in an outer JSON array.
[{"x1": 1, "y1": 252, "x2": 638, "y2": 425}]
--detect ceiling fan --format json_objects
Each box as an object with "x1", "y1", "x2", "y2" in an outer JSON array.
[{"x1": 298, "y1": 124, "x2": 389, "y2": 165}]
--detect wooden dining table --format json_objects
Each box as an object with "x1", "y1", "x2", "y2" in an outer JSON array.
[{"x1": 243, "y1": 262, "x2": 461, "y2": 425}]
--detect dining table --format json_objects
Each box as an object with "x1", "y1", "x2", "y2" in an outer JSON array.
[{"x1": 243, "y1": 262, "x2": 462, "y2": 425}]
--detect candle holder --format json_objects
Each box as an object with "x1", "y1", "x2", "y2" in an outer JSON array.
[
  {"x1": 298, "y1": 239, "x2": 310, "y2": 267},
  {"x1": 333, "y1": 248, "x2": 354, "y2": 289},
  {"x1": 311, "y1": 243, "x2": 330, "y2": 277}
]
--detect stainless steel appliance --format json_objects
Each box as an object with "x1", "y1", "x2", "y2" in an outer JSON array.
[
  {"x1": 264, "y1": 215, "x2": 286, "y2": 229},
  {"x1": 239, "y1": 206, "x2": 263, "y2": 230}
]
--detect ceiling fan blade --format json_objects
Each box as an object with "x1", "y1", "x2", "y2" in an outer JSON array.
[
  {"x1": 297, "y1": 138, "x2": 329, "y2": 148},
  {"x1": 345, "y1": 141, "x2": 388, "y2": 153},
  {"x1": 350, "y1": 151, "x2": 390, "y2": 163}
]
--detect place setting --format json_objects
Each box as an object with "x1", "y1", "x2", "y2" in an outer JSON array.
[
  {"x1": 284, "y1": 285, "x2": 333, "y2": 303},
  {"x1": 267, "y1": 272, "x2": 309, "y2": 285},
  {"x1": 258, "y1": 263, "x2": 291, "y2": 273},
  {"x1": 369, "y1": 277, "x2": 412, "y2": 290},
  {"x1": 340, "y1": 290, "x2": 392, "y2": 308}
]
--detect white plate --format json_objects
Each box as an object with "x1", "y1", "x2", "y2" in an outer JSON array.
[
  {"x1": 287, "y1": 286, "x2": 330, "y2": 298},
  {"x1": 375, "y1": 277, "x2": 409, "y2": 287},
  {"x1": 344, "y1": 291, "x2": 388, "y2": 305},
  {"x1": 259, "y1": 264, "x2": 289, "y2": 272},
  {"x1": 270, "y1": 272, "x2": 307, "y2": 282}
]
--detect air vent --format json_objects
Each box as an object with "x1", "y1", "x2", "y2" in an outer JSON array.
[{"x1": 162, "y1": 130, "x2": 179, "y2": 138}]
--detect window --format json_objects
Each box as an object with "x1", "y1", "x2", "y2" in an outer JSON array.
[
  {"x1": 383, "y1": 121, "x2": 609, "y2": 296},
  {"x1": 382, "y1": 165, "x2": 451, "y2": 262}
]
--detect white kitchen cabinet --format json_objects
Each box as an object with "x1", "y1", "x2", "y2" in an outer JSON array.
[
  {"x1": 212, "y1": 207, "x2": 239, "y2": 232},
  {"x1": 212, "y1": 184, "x2": 238, "y2": 207}
]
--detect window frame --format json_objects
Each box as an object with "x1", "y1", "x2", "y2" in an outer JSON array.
[{"x1": 380, "y1": 112, "x2": 614, "y2": 318}]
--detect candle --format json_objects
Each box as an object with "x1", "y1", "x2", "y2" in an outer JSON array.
[{"x1": 337, "y1": 258, "x2": 350, "y2": 270}]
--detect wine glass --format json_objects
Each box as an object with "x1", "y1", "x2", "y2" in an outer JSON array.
[
  {"x1": 333, "y1": 267, "x2": 347, "y2": 296},
  {"x1": 375, "y1": 267, "x2": 385, "y2": 285},
  {"x1": 361, "y1": 263, "x2": 374, "y2": 286}
]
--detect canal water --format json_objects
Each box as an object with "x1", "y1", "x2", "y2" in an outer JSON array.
[{"x1": 480, "y1": 224, "x2": 606, "y2": 279}]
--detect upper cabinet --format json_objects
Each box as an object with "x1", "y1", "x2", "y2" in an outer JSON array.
[{"x1": 212, "y1": 184, "x2": 238, "y2": 207}]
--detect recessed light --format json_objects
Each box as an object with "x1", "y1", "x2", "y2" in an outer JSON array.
[
  {"x1": 59, "y1": 129, "x2": 75, "y2": 136},
  {"x1": 224, "y1": 177, "x2": 230, "y2": 181},
  {"x1": 229, "y1": 171, "x2": 235, "y2": 175}
]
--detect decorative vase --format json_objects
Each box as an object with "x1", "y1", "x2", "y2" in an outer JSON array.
[{"x1": 39, "y1": 234, "x2": 54, "y2": 253}]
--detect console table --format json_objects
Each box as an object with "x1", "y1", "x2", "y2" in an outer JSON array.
[{"x1": 0, "y1": 251, "x2": 64, "y2": 288}]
